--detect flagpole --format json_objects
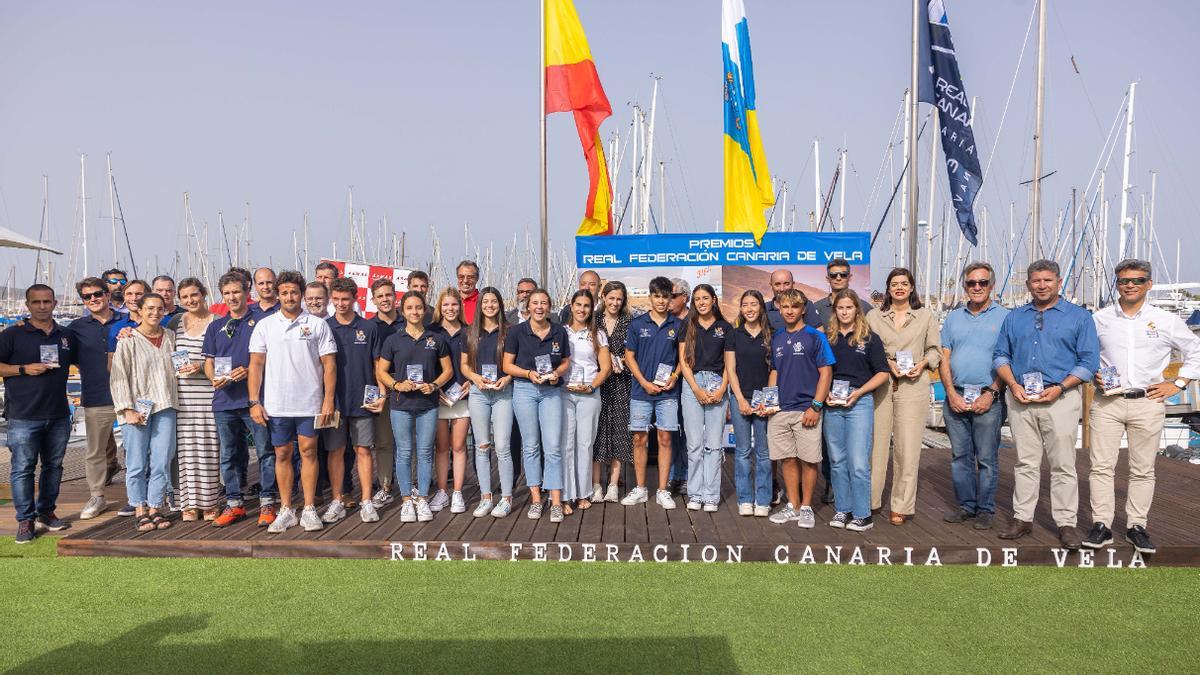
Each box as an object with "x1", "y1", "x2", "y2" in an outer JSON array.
[
  {"x1": 539, "y1": 0, "x2": 549, "y2": 289},
  {"x1": 906, "y1": 0, "x2": 920, "y2": 271}
]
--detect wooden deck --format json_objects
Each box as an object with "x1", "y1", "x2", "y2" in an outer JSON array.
[{"x1": 48, "y1": 439, "x2": 1200, "y2": 566}]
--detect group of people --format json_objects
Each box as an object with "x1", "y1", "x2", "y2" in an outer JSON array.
[{"x1": 3, "y1": 255, "x2": 1196, "y2": 554}]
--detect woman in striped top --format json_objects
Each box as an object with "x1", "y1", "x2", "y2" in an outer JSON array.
[{"x1": 171, "y1": 278, "x2": 221, "y2": 521}]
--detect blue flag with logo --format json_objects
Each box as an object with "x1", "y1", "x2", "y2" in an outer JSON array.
[{"x1": 917, "y1": 0, "x2": 981, "y2": 246}]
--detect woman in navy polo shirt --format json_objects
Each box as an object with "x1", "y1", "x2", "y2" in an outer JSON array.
[
  {"x1": 503, "y1": 288, "x2": 572, "y2": 522},
  {"x1": 724, "y1": 290, "x2": 774, "y2": 517},
  {"x1": 679, "y1": 284, "x2": 731, "y2": 512},
  {"x1": 431, "y1": 288, "x2": 471, "y2": 515},
  {"x1": 462, "y1": 287, "x2": 515, "y2": 518},
  {"x1": 376, "y1": 291, "x2": 453, "y2": 524},
  {"x1": 823, "y1": 289, "x2": 890, "y2": 532}
]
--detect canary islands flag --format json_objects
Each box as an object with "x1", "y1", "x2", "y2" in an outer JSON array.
[
  {"x1": 722, "y1": 0, "x2": 773, "y2": 243},
  {"x1": 545, "y1": 0, "x2": 614, "y2": 236}
]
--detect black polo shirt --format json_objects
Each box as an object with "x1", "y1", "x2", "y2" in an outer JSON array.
[
  {"x1": 724, "y1": 324, "x2": 772, "y2": 400},
  {"x1": 373, "y1": 313, "x2": 401, "y2": 343},
  {"x1": 828, "y1": 330, "x2": 889, "y2": 389},
  {"x1": 327, "y1": 315, "x2": 382, "y2": 417},
  {"x1": 687, "y1": 319, "x2": 732, "y2": 374},
  {"x1": 67, "y1": 311, "x2": 121, "y2": 407},
  {"x1": 251, "y1": 302, "x2": 280, "y2": 319},
  {"x1": 503, "y1": 320, "x2": 571, "y2": 387},
  {"x1": 0, "y1": 321, "x2": 75, "y2": 420},
  {"x1": 432, "y1": 324, "x2": 467, "y2": 386},
  {"x1": 472, "y1": 325, "x2": 503, "y2": 373},
  {"x1": 380, "y1": 328, "x2": 449, "y2": 412}
]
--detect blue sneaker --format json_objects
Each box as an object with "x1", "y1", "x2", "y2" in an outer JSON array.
[{"x1": 117, "y1": 503, "x2": 137, "y2": 517}]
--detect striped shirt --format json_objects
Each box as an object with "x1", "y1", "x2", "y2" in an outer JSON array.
[{"x1": 109, "y1": 329, "x2": 179, "y2": 414}]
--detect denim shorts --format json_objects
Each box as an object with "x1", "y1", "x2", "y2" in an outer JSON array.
[
  {"x1": 268, "y1": 415, "x2": 317, "y2": 446},
  {"x1": 629, "y1": 398, "x2": 680, "y2": 432}
]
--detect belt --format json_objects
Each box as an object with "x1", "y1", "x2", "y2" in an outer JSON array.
[{"x1": 1120, "y1": 388, "x2": 1147, "y2": 399}]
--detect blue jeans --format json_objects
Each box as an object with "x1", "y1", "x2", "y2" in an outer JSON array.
[
  {"x1": 214, "y1": 408, "x2": 277, "y2": 506},
  {"x1": 943, "y1": 398, "x2": 1005, "y2": 514},
  {"x1": 6, "y1": 416, "x2": 71, "y2": 522},
  {"x1": 122, "y1": 408, "x2": 178, "y2": 509},
  {"x1": 730, "y1": 407, "x2": 770, "y2": 506},
  {"x1": 512, "y1": 380, "x2": 564, "y2": 491},
  {"x1": 822, "y1": 393, "x2": 874, "y2": 519},
  {"x1": 680, "y1": 372, "x2": 727, "y2": 503},
  {"x1": 628, "y1": 398, "x2": 679, "y2": 432},
  {"x1": 391, "y1": 407, "x2": 437, "y2": 497},
  {"x1": 468, "y1": 385, "x2": 515, "y2": 498}
]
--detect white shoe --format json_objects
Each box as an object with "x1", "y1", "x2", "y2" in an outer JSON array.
[
  {"x1": 267, "y1": 507, "x2": 298, "y2": 533},
  {"x1": 399, "y1": 500, "x2": 417, "y2": 523},
  {"x1": 655, "y1": 490, "x2": 677, "y2": 510},
  {"x1": 473, "y1": 498, "x2": 493, "y2": 518},
  {"x1": 620, "y1": 486, "x2": 648, "y2": 506},
  {"x1": 686, "y1": 497, "x2": 703, "y2": 511},
  {"x1": 359, "y1": 500, "x2": 380, "y2": 523},
  {"x1": 737, "y1": 503, "x2": 753, "y2": 517},
  {"x1": 80, "y1": 495, "x2": 107, "y2": 520},
  {"x1": 796, "y1": 505, "x2": 816, "y2": 529},
  {"x1": 490, "y1": 498, "x2": 512, "y2": 518},
  {"x1": 450, "y1": 491, "x2": 466, "y2": 514},
  {"x1": 753, "y1": 505, "x2": 770, "y2": 517},
  {"x1": 300, "y1": 506, "x2": 324, "y2": 531},
  {"x1": 372, "y1": 487, "x2": 394, "y2": 506},
  {"x1": 604, "y1": 485, "x2": 620, "y2": 502},
  {"x1": 590, "y1": 484, "x2": 604, "y2": 502},
  {"x1": 769, "y1": 503, "x2": 801, "y2": 524},
  {"x1": 321, "y1": 501, "x2": 347, "y2": 524},
  {"x1": 429, "y1": 489, "x2": 450, "y2": 512},
  {"x1": 703, "y1": 502, "x2": 719, "y2": 513},
  {"x1": 416, "y1": 498, "x2": 434, "y2": 522}
]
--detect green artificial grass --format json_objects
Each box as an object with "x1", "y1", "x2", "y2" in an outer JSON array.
[{"x1": 1, "y1": 538, "x2": 1198, "y2": 673}]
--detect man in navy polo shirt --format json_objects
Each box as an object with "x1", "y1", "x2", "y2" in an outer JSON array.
[
  {"x1": 67, "y1": 277, "x2": 123, "y2": 519},
  {"x1": 204, "y1": 271, "x2": 279, "y2": 528},
  {"x1": 766, "y1": 289, "x2": 834, "y2": 529},
  {"x1": 620, "y1": 276, "x2": 683, "y2": 510},
  {"x1": 0, "y1": 284, "x2": 76, "y2": 543},
  {"x1": 321, "y1": 277, "x2": 386, "y2": 524},
  {"x1": 252, "y1": 267, "x2": 280, "y2": 318}
]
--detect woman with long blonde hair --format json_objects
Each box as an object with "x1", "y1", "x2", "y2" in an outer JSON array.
[{"x1": 431, "y1": 287, "x2": 471, "y2": 514}]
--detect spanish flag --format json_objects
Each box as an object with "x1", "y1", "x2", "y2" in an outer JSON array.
[
  {"x1": 545, "y1": 0, "x2": 614, "y2": 236},
  {"x1": 722, "y1": 0, "x2": 774, "y2": 243}
]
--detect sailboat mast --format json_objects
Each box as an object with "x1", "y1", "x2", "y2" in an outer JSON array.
[
  {"x1": 838, "y1": 149, "x2": 847, "y2": 232},
  {"x1": 1147, "y1": 170, "x2": 1157, "y2": 267},
  {"x1": 1117, "y1": 82, "x2": 1137, "y2": 260},
  {"x1": 905, "y1": 0, "x2": 920, "y2": 270},
  {"x1": 1030, "y1": 0, "x2": 1047, "y2": 262},
  {"x1": 899, "y1": 89, "x2": 911, "y2": 266},
  {"x1": 80, "y1": 154, "x2": 88, "y2": 277},
  {"x1": 107, "y1": 153, "x2": 118, "y2": 266},
  {"x1": 813, "y1": 139, "x2": 822, "y2": 229},
  {"x1": 641, "y1": 76, "x2": 659, "y2": 234}
]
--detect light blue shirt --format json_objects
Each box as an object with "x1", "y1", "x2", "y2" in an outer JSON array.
[
  {"x1": 993, "y1": 299, "x2": 1100, "y2": 385},
  {"x1": 941, "y1": 302, "x2": 1009, "y2": 387}
]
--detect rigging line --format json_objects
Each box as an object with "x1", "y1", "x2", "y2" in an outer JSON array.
[
  {"x1": 869, "y1": 118, "x2": 930, "y2": 250},
  {"x1": 1145, "y1": 111, "x2": 1200, "y2": 223},
  {"x1": 109, "y1": 175, "x2": 139, "y2": 279},
  {"x1": 860, "y1": 93, "x2": 907, "y2": 230},
  {"x1": 657, "y1": 86, "x2": 700, "y2": 232},
  {"x1": 1050, "y1": 0, "x2": 1107, "y2": 138},
  {"x1": 979, "y1": 0, "x2": 1038, "y2": 202}
]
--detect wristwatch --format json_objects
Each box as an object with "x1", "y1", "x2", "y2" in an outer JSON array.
[
  {"x1": 17, "y1": 365, "x2": 25, "y2": 376},
  {"x1": 984, "y1": 386, "x2": 999, "y2": 397},
  {"x1": 1174, "y1": 378, "x2": 1189, "y2": 389},
  {"x1": 809, "y1": 401, "x2": 825, "y2": 412}
]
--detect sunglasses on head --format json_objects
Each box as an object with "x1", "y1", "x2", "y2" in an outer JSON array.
[
  {"x1": 964, "y1": 280, "x2": 991, "y2": 288},
  {"x1": 106, "y1": 278, "x2": 127, "y2": 285},
  {"x1": 80, "y1": 290, "x2": 107, "y2": 301},
  {"x1": 827, "y1": 271, "x2": 849, "y2": 279},
  {"x1": 1116, "y1": 277, "x2": 1149, "y2": 286}
]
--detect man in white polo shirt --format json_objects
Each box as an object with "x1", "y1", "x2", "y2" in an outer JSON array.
[{"x1": 248, "y1": 270, "x2": 338, "y2": 534}]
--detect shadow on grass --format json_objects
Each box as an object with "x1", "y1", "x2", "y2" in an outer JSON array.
[{"x1": 8, "y1": 614, "x2": 739, "y2": 673}]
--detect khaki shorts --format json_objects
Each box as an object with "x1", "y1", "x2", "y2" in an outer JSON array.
[{"x1": 768, "y1": 410, "x2": 823, "y2": 463}]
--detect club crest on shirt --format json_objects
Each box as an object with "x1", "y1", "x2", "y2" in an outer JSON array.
[
  {"x1": 354, "y1": 329, "x2": 367, "y2": 344},
  {"x1": 713, "y1": 326, "x2": 725, "y2": 338},
  {"x1": 639, "y1": 328, "x2": 651, "y2": 338},
  {"x1": 855, "y1": 344, "x2": 867, "y2": 354},
  {"x1": 248, "y1": 319, "x2": 256, "y2": 327},
  {"x1": 667, "y1": 328, "x2": 676, "y2": 339},
  {"x1": 425, "y1": 337, "x2": 437, "y2": 349},
  {"x1": 299, "y1": 325, "x2": 312, "y2": 339},
  {"x1": 1146, "y1": 321, "x2": 1160, "y2": 339},
  {"x1": 792, "y1": 340, "x2": 804, "y2": 355},
  {"x1": 61, "y1": 337, "x2": 70, "y2": 349},
  {"x1": 551, "y1": 341, "x2": 561, "y2": 354}
]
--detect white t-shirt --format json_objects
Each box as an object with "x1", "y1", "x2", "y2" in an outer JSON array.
[
  {"x1": 565, "y1": 325, "x2": 608, "y2": 383},
  {"x1": 248, "y1": 310, "x2": 337, "y2": 417}
]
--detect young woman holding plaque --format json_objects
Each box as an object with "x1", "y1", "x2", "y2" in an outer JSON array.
[
  {"x1": 430, "y1": 288, "x2": 471, "y2": 515},
  {"x1": 462, "y1": 287, "x2": 515, "y2": 518}
]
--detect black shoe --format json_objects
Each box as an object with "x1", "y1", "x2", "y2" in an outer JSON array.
[
  {"x1": 972, "y1": 512, "x2": 995, "y2": 530},
  {"x1": 1125, "y1": 525, "x2": 1157, "y2": 554},
  {"x1": 821, "y1": 485, "x2": 834, "y2": 504},
  {"x1": 15, "y1": 520, "x2": 35, "y2": 544},
  {"x1": 944, "y1": 507, "x2": 976, "y2": 524},
  {"x1": 667, "y1": 479, "x2": 682, "y2": 495},
  {"x1": 846, "y1": 515, "x2": 874, "y2": 532},
  {"x1": 35, "y1": 512, "x2": 70, "y2": 532},
  {"x1": 117, "y1": 503, "x2": 137, "y2": 517},
  {"x1": 1082, "y1": 522, "x2": 1113, "y2": 549},
  {"x1": 679, "y1": 481, "x2": 688, "y2": 496}
]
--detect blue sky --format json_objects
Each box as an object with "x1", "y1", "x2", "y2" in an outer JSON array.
[{"x1": 1, "y1": 0, "x2": 1196, "y2": 292}]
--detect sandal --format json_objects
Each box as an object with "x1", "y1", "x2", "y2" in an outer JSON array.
[
  {"x1": 562, "y1": 503, "x2": 574, "y2": 516},
  {"x1": 202, "y1": 509, "x2": 219, "y2": 521},
  {"x1": 181, "y1": 509, "x2": 199, "y2": 522},
  {"x1": 577, "y1": 499, "x2": 591, "y2": 510},
  {"x1": 889, "y1": 511, "x2": 909, "y2": 526},
  {"x1": 136, "y1": 516, "x2": 155, "y2": 533},
  {"x1": 150, "y1": 511, "x2": 172, "y2": 530}
]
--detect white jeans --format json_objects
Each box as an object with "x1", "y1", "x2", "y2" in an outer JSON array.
[{"x1": 562, "y1": 390, "x2": 602, "y2": 501}]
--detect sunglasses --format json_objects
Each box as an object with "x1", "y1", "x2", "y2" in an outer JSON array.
[
  {"x1": 827, "y1": 272, "x2": 850, "y2": 279},
  {"x1": 1035, "y1": 312, "x2": 1044, "y2": 331},
  {"x1": 964, "y1": 280, "x2": 991, "y2": 288},
  {"x1": 222, "y1": 318, "x2": 241, "y2": 338},
  {"x1": 1116, "y1": 277, "x2": 1149, "y2": 286},
  {"x1": 80, "y1": 290, "x2": 107, "y2": 301},
  {"x1": 106, "y1": 278, "x2": 127, "y2": 285}
]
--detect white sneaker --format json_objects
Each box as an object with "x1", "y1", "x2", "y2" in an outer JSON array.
[
  {"x1": 267, "y1": 506, "x2": 298, "y2": 533},
  {"x1": 300, "y1": 506, "x2": 324, "y2": 531},
  {"x1": 687, "y1": 497, "x2": 703, "y2": 511},
  {"x1": 450, "y1": 491, "x2": 466, "y2": 514},
  {"x1": 737, "y1": 503, "x2": 753, "y2": 517},
  {"x1": 796, "y1": 505, "x2": 816, "y2": 529},
  {"x1": 620, "y1": 486, "x2": 648, "y2": 506},
  {"x1": 754, "y1": 505, "x2": 770, "y2": 517},
  {"x1": 416, "y1": 498, "x2": 434, "y2": 522},
  {"x1": 490, "y1": 498, "x2": 512, "y2": 518},
  {"x1": 372, "y1": 487, "x2": 394, "y2": 506},
  {"x1": 473, "y1": 498, "x2": 493, "y2": 518},
  {"x1": 655, "y1": 490, "x2": 677, "y2": 510},
  {"x1": 80, "y1": 495, "x2": 107, "y2": 520},
  {"x1": 429, "y1": 489, "x2": 450, "y2": 512},
  {"x1": 359, "y1": 500, "x2": 380, "y2": 523},
  {"x1": 590, "y1": 484, "x2": 604, "y2": 502},
  {"x1": 703, "y1": 502, "x2": 719, "y2": 513},
  {"x1": 604, "y1": 485, "x2": 620, "y2": 502},
  {"x1": 321, "y1": 501, "x2": 347, "y2": 524},
  {"x1": 399, "y1": 500, "x2": 417, "y2": 523}
]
